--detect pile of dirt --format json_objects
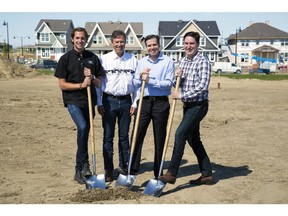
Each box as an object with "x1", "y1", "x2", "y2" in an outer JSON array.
[
  {"x1": 0, "y1": 56, "x2": 40, "y2": 79},
  {"x1": 69, "y1": 187, "x2": 143, "y2": 203}
]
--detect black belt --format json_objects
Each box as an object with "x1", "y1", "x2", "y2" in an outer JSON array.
[
  {"x1": 143, "y1": 96, "x2": 168, "y2": 101},
  {"x1": 183, "y1": 99, "x2": 208, "y2": 107},
  {"x1": 103, "y1": 92, "x2": 131, "y2": 100}
]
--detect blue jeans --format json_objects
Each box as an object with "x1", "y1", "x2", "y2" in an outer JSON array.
[
  {"x1": 102, "y1": 95, "x2": 131, "y2": 171},
  {"x1": 68, "y1": 104, "x2": 94, "y2": 171},
  {"x1": 168, "y1": 101, "x2": 212, "y2": 177}
]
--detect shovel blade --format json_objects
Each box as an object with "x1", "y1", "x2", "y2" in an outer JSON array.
[
  {"x1": 144, "y1": 178, "x2": 166, "y2": 197},
  {"x1": 85, "y1": 174, "x2": 106, "y2": 190},
  {"x1": 114, "y1": 173, "x2": 136, "y2": 188}
]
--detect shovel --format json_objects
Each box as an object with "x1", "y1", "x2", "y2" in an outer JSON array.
[
  {"x1": 85, "y1": 85, "x2": 106, "y2": 190},
  {"x1": 144, "y1": 75, "x2": 181, "y2": 196},
  {"x1": 115, "y1": 80, "x2": 146, "y2": 188}
]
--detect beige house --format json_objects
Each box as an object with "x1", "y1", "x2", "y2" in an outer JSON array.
[
  {"x1": 85, "y1": 21, "x2": 144, "y2": 59},
  {"x1": 227, "y1": 21, "x2": 288, "y2": 67}
]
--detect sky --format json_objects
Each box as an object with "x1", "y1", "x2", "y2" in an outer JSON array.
[{"x1": 1, "y1": 0, "x2": 287, "y2": 48}]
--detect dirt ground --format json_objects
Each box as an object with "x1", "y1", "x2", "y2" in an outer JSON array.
[{"x1": 0, "y1": 58, "x2": 287, "y2": 213}]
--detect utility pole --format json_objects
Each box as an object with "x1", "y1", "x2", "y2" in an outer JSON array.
[{"x1": 3, "y1": 21, "x2": 10, "y2": 60}]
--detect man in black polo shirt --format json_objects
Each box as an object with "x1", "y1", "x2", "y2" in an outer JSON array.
[{"x1": 55, "y1": 27, "x2": 105, "y2": 184}]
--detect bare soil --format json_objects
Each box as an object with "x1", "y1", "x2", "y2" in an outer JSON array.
[{"x1": 0, "y1": 57, "x2": 287, "y2": 211}]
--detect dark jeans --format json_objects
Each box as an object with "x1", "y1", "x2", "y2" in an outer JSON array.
[
  {"x1": 131, "y1": 97, "x2": 170, "y2": 178},
  {"x1": 67, "y1": 104, "x2": 93, "y2": 171},
  {"x1": 102, "y1": 95, "x2": 132, "y2": 171},
  {"x1": 168, "y1": 101, "x2": 212, "y2": 177}
]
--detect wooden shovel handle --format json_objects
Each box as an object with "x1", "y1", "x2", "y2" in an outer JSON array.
[
  {"x1": 87, "y1": 86, "x2": 95, "y2": 156},
  {"x1": 161, "y1": 76, "x2": 181, "y2": 161},
  {"x1": 129, "y1": 80, "x2": 146, "y2": 156}
]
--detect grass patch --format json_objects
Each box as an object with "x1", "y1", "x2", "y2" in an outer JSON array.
[
  {"x1": 36, "y1": 69, "x2": 55, "y2": 75},
  {"x1": 213, "y1": 73, "x2": 288, "y2": 81}
]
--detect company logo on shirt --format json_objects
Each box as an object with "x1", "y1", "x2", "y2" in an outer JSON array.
[{"x1": 106, "y1": 69, "x2": 135, "y2": 74}]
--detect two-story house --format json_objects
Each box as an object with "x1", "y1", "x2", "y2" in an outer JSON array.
[
  {"x1": 34, "y1": 19, "x2": 74, "y2": 62},
  {"x1": 84, "y1": 21, "x2": 144, "y2": 59},
  {"x1": 227, "y1": 21, "x2": 288, "y2": 67},
  {"x1": 158, "y1": 20, "x2": 221, "y2": 63}
]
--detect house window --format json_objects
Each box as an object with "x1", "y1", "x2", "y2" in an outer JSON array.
[
  {"x1": 281, "y1": 40, "x2": 288, "y2": 46},
  {"x1": 270, "y1": 40, "x2": 274, "y2": 45},
  {"x1": 241, "y1": 40, "x2": 249, "y2": 47},
  {"x1": 126, "y1": 36, "x2": 134, "y2": 45},
  {"x1": 200, "y1": 37, "x2": 206, "y2": 47},
  {"x1": 210, "y1": 52, "x2": 215, "y2": 61},
  {"x1": 176, "y1": 36, "x2": 183, "y2": 46},
  {"x1": 93, "y1": 36, "x2": 103, "y2": 44},
  {"x1": 283, "y1": 53, "x2": 288, "y2": 62},
  {"x1": 41, "y1": 48, "x2": 50, "y2": 58},
  {"x1": 40, "y1": 33, "x2": 50, "y2": 42},
  {"x1": 256, "y1": 40, "x2": 259, "y2": 45},
  {"x1": 60, "y1": 34, "x2": 65, "y2": 39}
]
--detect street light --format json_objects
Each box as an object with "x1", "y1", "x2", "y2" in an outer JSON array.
[
  {"x1": 14, "y1": 35, "x2": 30, "y2": 57},
  {"x1": 3, "y1": 21, "x2": 10, "y2": 60}
]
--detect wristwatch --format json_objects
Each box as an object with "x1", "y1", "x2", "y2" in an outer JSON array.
[{"x1": 91, "y1": 75, "x2": 95, "y2": 80}]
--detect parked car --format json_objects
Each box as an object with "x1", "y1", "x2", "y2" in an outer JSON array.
[{"x1": 30, "y1": 60, "x2": 58, "y2": 70}]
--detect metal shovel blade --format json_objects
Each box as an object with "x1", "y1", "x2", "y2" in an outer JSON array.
[
  {"x1": 144, "y1": 179, "x2": 166, "y2": 197},
  {"x1": 85, "y1": 174, "x2": 106, "y2": 190},
  {"x1": 114, "y1": 173, "x2": 136, "y2": 188}
]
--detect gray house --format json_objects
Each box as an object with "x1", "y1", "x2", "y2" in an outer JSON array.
[
  {"x1": 34, "y1": 19, "x2": 74, "y2": 61},
  {"x1": 158, "y1": 20, "x2": 221, "y2": 63}
]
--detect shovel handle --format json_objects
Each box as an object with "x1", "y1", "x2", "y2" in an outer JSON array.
[
  {"x1": 87, "y1": 86, "x2": 96, "y2": 168},
  {"x1": 158, "y1": 76, "x2": 181, "y2": 176},
  {"x1": 129, "y1": 80, "x2": 146, "y2": 157}
]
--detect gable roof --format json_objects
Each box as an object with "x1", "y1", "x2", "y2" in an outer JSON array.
[
  {"x1": 35, "y1": 19, "x2": 73, "y2": 32},
  {"x1": 85, "y1": 21, "x2": 143, "y2": 35},
  {"x1": 159, "y1": 20, "x2": 220, "y2": 36},
  {"x1": 228, "y1": 22, "x2": 288, "y2": 40}
]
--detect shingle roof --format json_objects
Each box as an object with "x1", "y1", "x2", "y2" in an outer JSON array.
[
  {"x1": 35, "y1": 19, "x2": 73, "y2": 32},
  {"x1": 85, "y1": 21, "x2": 143, "y2": 35},
  {"x1": 228, "y1": 22, "x2": 288, "y2": 40},
  {"x1": 158, "y1": 20, "x2": 220, "y2": 36}
]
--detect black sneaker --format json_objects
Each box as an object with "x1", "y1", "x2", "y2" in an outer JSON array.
[
  {"x1": 82, "y1": 163, "x2": 92, "y2": 177},
  {"x1": 74, "y1": 170, "x2": 85, "y2": 184}
]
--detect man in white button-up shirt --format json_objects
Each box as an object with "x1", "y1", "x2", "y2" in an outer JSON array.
[{"x1": 96, "y1": 30, "x2": 138, "y2": 182}]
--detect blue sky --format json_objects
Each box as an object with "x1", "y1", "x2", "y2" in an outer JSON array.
[{"x1": 1, "y1": 1, "x2": 287, "y2": 48}]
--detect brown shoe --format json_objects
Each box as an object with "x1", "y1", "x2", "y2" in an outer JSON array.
[
  {"x1": 105, "y1": 170, "x2": 113, "y2": 182},
  {"x1": 158, "y1": 172, "x2": 176, "y2": 184},
  {"x1": 189, "y1": 175, "x2": 214, "y2": 185}
]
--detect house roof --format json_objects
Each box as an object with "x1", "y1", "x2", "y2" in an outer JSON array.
[
  {"x1": 228, "y1": 22, "x2": 288, "y2": 40},
  {"x1": 85, "y1": 21, "x2": 143, "y2": 35},
  {"x1": 158, "y1": 20, "x2": 220, "y2": 36},
  {"x1": 35, "y1": 19, "x2": 73, "y2": 32}
]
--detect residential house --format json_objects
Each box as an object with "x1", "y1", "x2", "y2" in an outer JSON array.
[
  {"x1": 34, "y1": 19, "x2": 74, "y2": 62},
  {"x1": 158, "y1": 20, "x2": 221, "y2": 63},
  {"x1": 85, "y1": 21, "x2": 144, "y2": 59},
  {"x1": 227, "y1": 21, "x2": 288, "y2": 67}
]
